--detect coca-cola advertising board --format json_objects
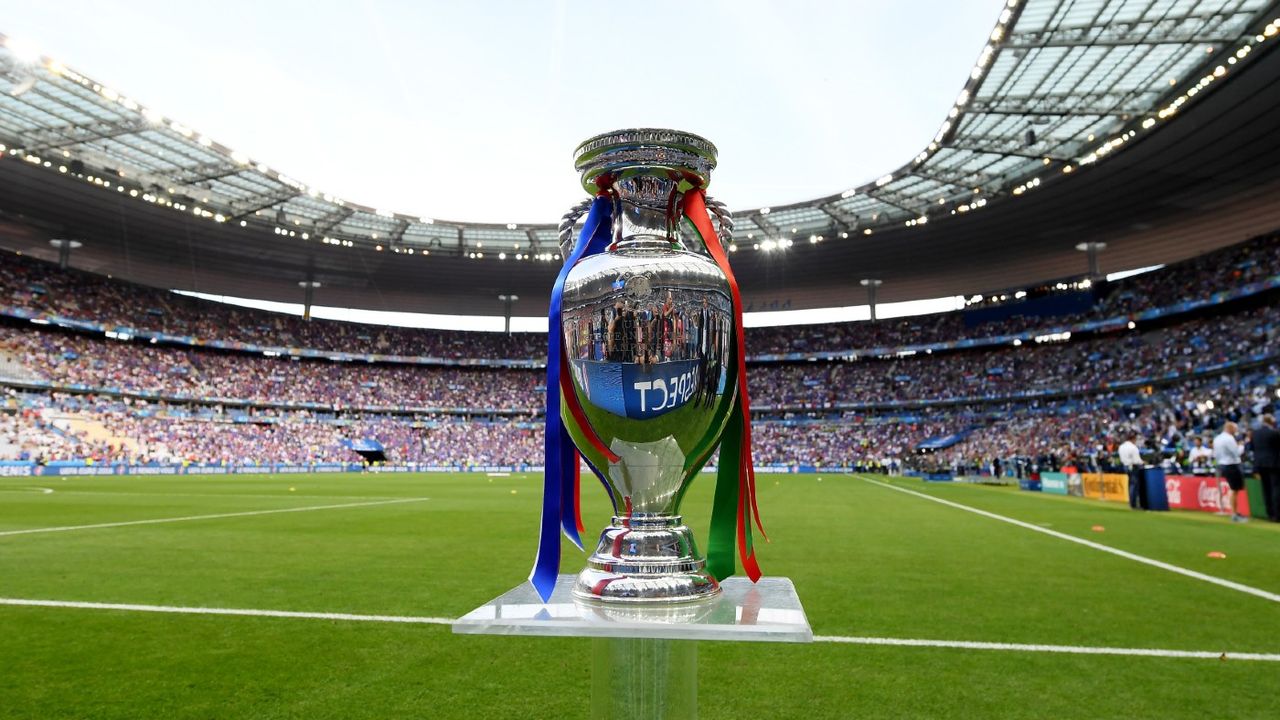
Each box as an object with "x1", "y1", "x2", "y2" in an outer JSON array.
[{"x1": 1163, "y1": 475, "x2": 1252, "y2": 515}]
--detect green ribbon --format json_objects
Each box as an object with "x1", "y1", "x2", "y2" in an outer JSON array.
[
  {"x1": 706, "y1": 398, "x2": 746, "y2": 581},
  {"x1": 671, "y1": 216, "x2": 746, "y2": 581}
]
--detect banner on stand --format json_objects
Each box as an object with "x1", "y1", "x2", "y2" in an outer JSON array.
[{"x1": 1083, "y1": 472, "x2": 1129, "y2": 502}]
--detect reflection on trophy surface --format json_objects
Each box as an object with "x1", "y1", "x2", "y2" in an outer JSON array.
[{"x1": 560, "y1": 129, "x2": 738, "y2": 603}]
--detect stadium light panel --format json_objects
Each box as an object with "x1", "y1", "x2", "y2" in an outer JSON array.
[{"x1": 3, "y1": 36, "x2": 41, "y2": 64}]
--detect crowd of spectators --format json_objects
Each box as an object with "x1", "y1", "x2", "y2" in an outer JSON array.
[
  {"x1": 0, "y1": 254, "x2": 545, "y2": 359},
  {"x1": 0, "y1": 325, "x2": 542, "y2": 410},
  {"x1": 2, "y1": 362, "x2": 1274, "y2": 470},
  {"x1": 746, "y1": 231, "x2": 1280, "y2": 354},
  {"x1": 0, "y1": 230, "x2": 1275, "y2": 470},
  {"x1": 0, "y1": 407, "x2": 87, "y2": 462},
  {"x1": 1098, "y1": 233, "x2": 1280, "y2": 314},
  {"x1": 752, "y1": 420, "x2": 951, "y2": 468},
  {"x1": 2, "y1": 231, "x2": 1275, "y2": 361},
  {"x1": 0, "y1": 398, "x2": 961, "y2": 468},
  {"x1": 933, "y1": 369, "x2": 1280, "y2": 478},
  {"x1": 1, "y1": 391, "x2": 546, "y2": 466},
  {"x1": 749, "y1": 307, "x2": 1276, "y2": 407},
  {"x1": 937, "y1": 412, "x2": 1121, "y2": 477},
  {"x1": 87, "y1": 414, "x2": 542, "y2": 467},
  {"x1": 2, "y1": 304, "x2": 1274, "y2": 413}
]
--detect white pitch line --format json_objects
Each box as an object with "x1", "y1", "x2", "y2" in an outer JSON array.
[
  {"x1": 0, "y1": 597, "x2": 453, "y2": 625},
  {"x1": 0, "y1": 497, "x2": 429, "y2": 537},
  {"x1": 0, "y1": 596, "x2": 1275, "y2": 662},
  {"x1": 16, "y1": 490, "x2": 406, "y2": 501},
  {"x1": 813, "y1": 634, "x2": 1280, "y2": 661},
  {"x1": 862, "y1": 477, "x2": 1280, "y2": 604}
]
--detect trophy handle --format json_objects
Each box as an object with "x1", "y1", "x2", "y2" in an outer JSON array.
[
  {"x1": 557, "y1": 197, "x2": 598, "y2": 262},
  {"x1": 703, "y1": 195, "x2": 734, "y2": 248}
]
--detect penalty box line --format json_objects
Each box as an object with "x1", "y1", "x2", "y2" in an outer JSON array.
[
  {"x1": 860, "y1": 477, "x2": 1280, "y2": 605},
  {"x1": 0, "y1": 497, "x2": 430, "y2": 538},
  {"x1": 0, "y1": 597, "x2": 1277, "y2": 662}
]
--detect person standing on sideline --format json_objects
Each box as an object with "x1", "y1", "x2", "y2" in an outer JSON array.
[
  {"x1": 1251, "y1": 414, "x2": 1280, "y2": 522},
  {"x1": 1188, "y1": 436, "x2": 1213, "y2": 474},
  {"x1": 1118, "y1": 429, "x2": 1145, "y2": 510},
  {"x1": 1213, "y1": 421, "x2": 1247, "y2": 523}
]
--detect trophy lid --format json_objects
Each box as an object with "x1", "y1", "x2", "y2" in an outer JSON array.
[{"x1": 574, "y1": 128, "x2": 717, "y2": 195}]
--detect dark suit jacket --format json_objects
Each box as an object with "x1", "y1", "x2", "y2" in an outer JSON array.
[{"x1": 1252, "y1": 425, "x2": 1280, "y2": 469}]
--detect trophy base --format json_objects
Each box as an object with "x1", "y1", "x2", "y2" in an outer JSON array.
[{"x1": 573, "y1": 515, "x2": 721, "y2": 603}]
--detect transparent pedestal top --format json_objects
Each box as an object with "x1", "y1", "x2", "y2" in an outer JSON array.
[{"x1": 452, "y1": 575, "x2": 811, "y2": 643}]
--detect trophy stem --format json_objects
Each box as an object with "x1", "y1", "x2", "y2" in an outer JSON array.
[{"x1": 591, "y1": 638, "x2": 698, "y2": 720}]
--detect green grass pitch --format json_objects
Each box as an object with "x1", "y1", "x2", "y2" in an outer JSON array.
[{"x1": 1, "y1": 471, "x2": 1277, "y2": 719}]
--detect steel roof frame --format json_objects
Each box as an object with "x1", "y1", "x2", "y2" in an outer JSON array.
[{"x1": 0, "y1": 0, "x2": 1277, "y2": 261}]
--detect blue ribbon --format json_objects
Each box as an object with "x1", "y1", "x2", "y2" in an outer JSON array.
[{"x1": 530, "y1": 195, "x2": 613, "y2": 602}]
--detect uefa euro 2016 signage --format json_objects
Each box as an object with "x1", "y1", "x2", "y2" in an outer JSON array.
[{"x1": 531, "y1": 129, "x2": 765, "y2": 604}]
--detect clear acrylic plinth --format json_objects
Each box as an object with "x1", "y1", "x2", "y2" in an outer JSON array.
[
  {"x1": 454, "y1": 576, "x2": 811, "y2": 719},
  {"x1": 453, "y1": 574, "x2": 811, "y2": 643}
]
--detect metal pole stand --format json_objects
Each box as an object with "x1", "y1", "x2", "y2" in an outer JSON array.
[{"x1": 454, "y1": 576, "x2": 811, "y2": 719}]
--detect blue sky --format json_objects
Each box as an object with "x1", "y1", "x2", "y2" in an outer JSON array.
[{"x1": 1, "y1": 0, "x2": 1004, "y2": 223}]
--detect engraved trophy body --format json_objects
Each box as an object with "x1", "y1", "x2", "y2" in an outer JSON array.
[{"x1": 558, "y1": 130, "x2": 738, "y2": 603}]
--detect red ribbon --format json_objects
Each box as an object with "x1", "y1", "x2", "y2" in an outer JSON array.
[
  {"x1": 572, "y1": 453, "x2": 584, "y2": 535},
  {"x1": 559, "y1": 329, "x2": 621, "y2": 467},
  {"x1": 683, "y1": 189, "x2": 765, "y2": 580}
]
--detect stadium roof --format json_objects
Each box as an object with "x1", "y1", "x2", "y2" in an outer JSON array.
[{"x1": 1, "y1": 0, "x2": 1279, "y2": 316}]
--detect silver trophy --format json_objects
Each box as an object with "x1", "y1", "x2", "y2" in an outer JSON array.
[{"x1": 559, "y1": 129, "x2": 738, "y2": 603}]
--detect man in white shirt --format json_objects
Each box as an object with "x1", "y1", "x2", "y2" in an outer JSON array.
[
  {"x1": 1118, "y1": 429, "x2": 1145, "y2": 510},
  {"x1": 1212, "y1": 421, "x2": 1247, "y2": 523},
  {"x1": 1187, "y1": 436, "x2": 1213, "y2": 474}
]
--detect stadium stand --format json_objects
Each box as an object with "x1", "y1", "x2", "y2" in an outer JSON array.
[
  {"x1": 0, "y1": 300, "x2": 1272, "y2": 414},
  {"x1": 1, "y1": 231, "x2": 1275, "y2": 360},
  {"x1": 0, "y1": 232, "x2": 1275, "y2": 474}
]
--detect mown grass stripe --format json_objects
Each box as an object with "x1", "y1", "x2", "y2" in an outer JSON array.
[
  {"x1": 861, "y1": 477, "x2": 1280, "y2": 604},
  {"x1": 0, "y1": 497, "x2": 430, "y2": 537}
]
